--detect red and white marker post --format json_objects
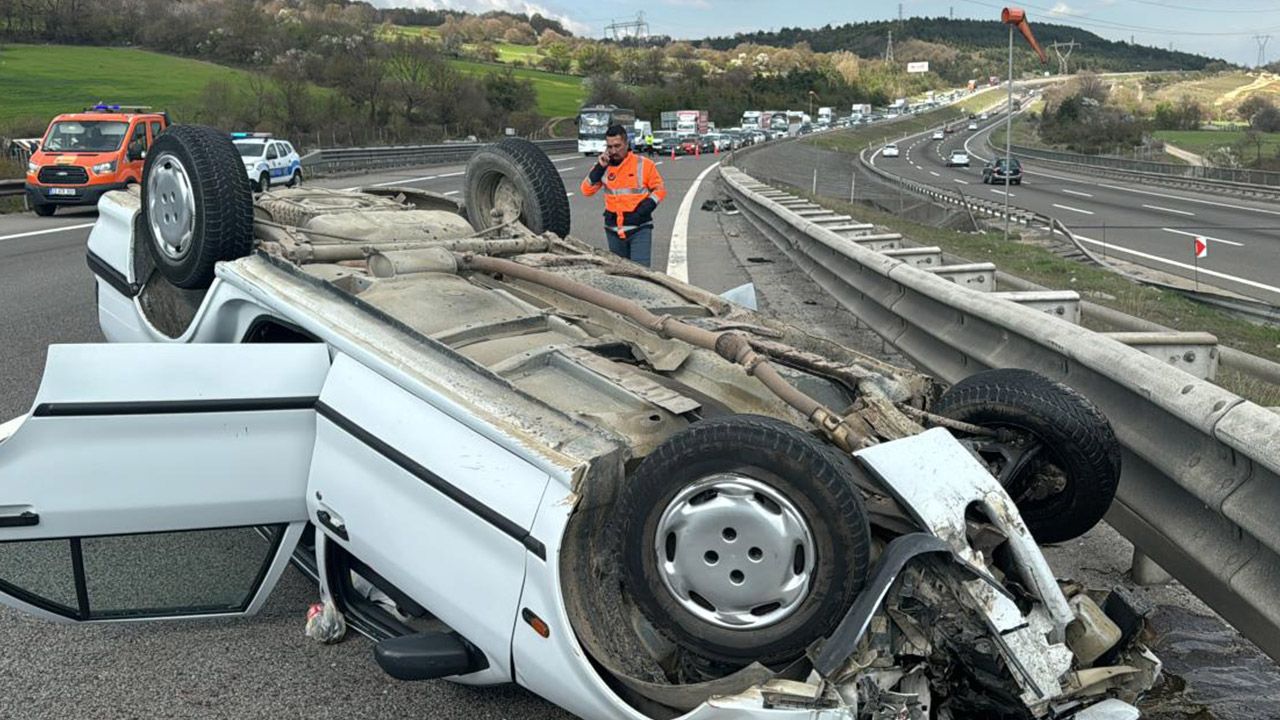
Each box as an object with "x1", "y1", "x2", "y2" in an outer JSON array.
[{"x1": 1193, "y1": 236, "x2": 1208, "y2": 290}]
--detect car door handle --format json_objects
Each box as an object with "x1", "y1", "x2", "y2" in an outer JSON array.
[
  {"x1": 315, "y1": 509, "x2": 348, "y2": 541},
  {"x1": 0, "y1": 511, "x2": 39, "y2": 527}
]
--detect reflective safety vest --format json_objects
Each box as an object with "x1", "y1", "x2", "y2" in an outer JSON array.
[{"x1": 580, "y1": 152, "x2": 667, "y2": 239}]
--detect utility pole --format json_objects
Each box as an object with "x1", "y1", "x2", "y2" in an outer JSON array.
[
  {"x1": 1050, "y1": 39, "x2": 1079, "y2": 75},
  {"x1": 1256, "y1": 35, "x2": 1272, "y2": 67},
  {"x1": 950, "y1": 6, "x2": 954, "y2": 19},
  {"x1": 604, "y1": 12, "x2": 649, "y2": 41},
  {"x1": 899, "y1": 3, "x2": 904, "y2": 22},
  {"x1": 885, "y1": 31, "x2": 895, "y2": 63}
]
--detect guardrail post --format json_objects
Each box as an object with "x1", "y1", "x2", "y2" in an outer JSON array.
[{"x1": 1103, "y1": 332, "x2": 1220, "y2": 381}]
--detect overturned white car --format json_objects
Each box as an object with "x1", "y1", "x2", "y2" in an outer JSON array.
[{"x1": 0, "y1": 126, "x2": 1157, "y2": 719}]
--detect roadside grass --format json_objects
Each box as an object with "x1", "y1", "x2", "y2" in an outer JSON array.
[
  {"x1": 1150, "y1": 72, "x2": 1280, "y2": 113},
  {"x1": 1154, "y1": 129, "x2": 1280, "y2": 159},
  {"x1": 0, "y1": 44, "x2": 260, "y2": 127},
  {"x1": 780, "y1": 188, "x2": 1280, "y2": 405},
  {"x1": 450, "y1": 60, "x2": 584, "y2": 116}
]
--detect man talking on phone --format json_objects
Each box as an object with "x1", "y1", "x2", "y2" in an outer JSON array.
[{"x1": 580, "y1": 124, "x2": 667, "y2": 267}]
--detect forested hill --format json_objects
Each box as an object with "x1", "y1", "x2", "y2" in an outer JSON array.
[{"x1": 703, "y1": 18, "x2": 1225, "y2": 81}]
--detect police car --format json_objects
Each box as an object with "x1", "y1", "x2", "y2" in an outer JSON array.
[{"x1": 232, "y1": 132, "x2": 302, "y2": 192}]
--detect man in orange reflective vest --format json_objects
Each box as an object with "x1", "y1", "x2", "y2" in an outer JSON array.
[{"x1": 580, "y1": 124, "x2": 667, "y2": 267}]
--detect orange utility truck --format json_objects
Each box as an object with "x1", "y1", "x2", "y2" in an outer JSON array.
[{"x1": 24, "y1": 104, "x2": 168, "y2": 216}]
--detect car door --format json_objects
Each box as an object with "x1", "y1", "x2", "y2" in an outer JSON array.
[
  {"x1": 0, "y1": 343, "x2": 329, "y2": 623},
  {"x1": 305, "y1": 353, "x2": 551, "y2": 683},
  {"x1": 264, "y1": 142, "x2": 280, "y2": 185}
]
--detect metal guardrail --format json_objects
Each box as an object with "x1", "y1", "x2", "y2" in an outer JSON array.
[
  {"x1": 989, "y1": 139, "x2": 1280, "y2": 201},
  {"x1": 301, "y1": 139, "x2": 578, "y2": 175},
  {"x1": 720, "y1": 163, "x2": 1280, "y2": 663},
  {"x1": 0, "y1": 179, "x2": 25, "y2": 199}
]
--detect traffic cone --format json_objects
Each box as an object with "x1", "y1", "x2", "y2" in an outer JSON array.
[
  {"x1": 671, "y1": 146, "x2": 676, "y2": 160},
  {"x1": 695, "y1": 144, "x2": 701, "y2": 158}
]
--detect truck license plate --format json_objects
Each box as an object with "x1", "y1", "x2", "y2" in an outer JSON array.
[{"x1": 49, "y1": 188, "x2": 77, "y2": 196}]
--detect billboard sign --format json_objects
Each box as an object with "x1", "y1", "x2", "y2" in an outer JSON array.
[{"x1": 906, "y1": 61, "x2": 930, "y2": 73}]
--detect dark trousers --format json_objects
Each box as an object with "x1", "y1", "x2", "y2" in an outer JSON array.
[{"x1": 606, "y1": 226, "x2": 653, "y2": 267}]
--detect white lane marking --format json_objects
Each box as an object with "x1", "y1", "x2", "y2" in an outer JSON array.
[
  {"x1": 566, "y1": 192, "x2": 575, "y2": 197},
  {"x1": 363, "y1": 174, "x2": 438, "y2": 188},
  {"x1": 1162, "y1": 227, "x2": 1244, "y2": 247},
  {"x1": 655, "y1": 160, "x2": 664, "y2": 165},
  {"x1": 1026, "y1": 167, "x2": 1280, "y2": 217},
  {"x1": 0, "y1": 222, "x2": 96, "y2": 242},
  {"x1": 557, "y1": 166, "x2": 577, "y2": 173},
  {"x1": 990, "y1": 188, "x2": 1014, "y2": 196},
  {"x1": 954, "y1": 178, "x2": 969, "y2": 185},
  {"x1": 437, "y1": 171, "x2": 464, "y2": 178},
  {"x1": 667, "y1": 161, "x2": 721, "y2": 283},
  {"x1": 443, "y1": 190, "x2": 459, "y2": 196},
  {"x1": 551, "y1": 157, "x2": 578, "y2": 164},
  {"x1": 929, "y1": 171, "x2": 940, "y2": 177},
  {"x1": 1061, "y1": 188, "x2": 1093, "y2": 198},
  {"x1": 1052, "y1": 203, "x2": 1094, "y2": 215},
  {"x1": 1143, "y1": 203, "x2": 1195, "y2": 217},
  {"x1": 1075, "y1": 233, "x2": 1280, "y2": 296}
]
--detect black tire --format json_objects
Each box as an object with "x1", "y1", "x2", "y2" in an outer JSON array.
[
  {"x1": 616, "y1": 414, "x2": 872, "y2": 667},
  {"x1": 288, "y1": 170, "x2": 302, "y2": 188},
  {"x1": 141, "y1": 125, "x2": 254, "y2": 290},
  {"x1": 32, "y1": 203, "x2": 56, "y2": 217},
  {"x1": 933, "y1": 368, "x2": 1121, "y2": 544},
  {"x1": 464, "y1": 138, "x2": 570, "y2": 237},
  {"x1": 257, "y1": 172, "x2": 270, "y2": 193}
]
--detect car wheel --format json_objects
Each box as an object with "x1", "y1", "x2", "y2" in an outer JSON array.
[
  {"x1": 32, "y1": 203, "x2": 56, "y2": 217},
  {"x1": 141, "y1": 124, "x2": 254, "y2": 290},
  {"x1": 288, "y1": 170, "x2": 302, "y2": 188},
  {"x1": 1014, "y1": 179, "x2": 1023, "y2": 185},
  {"x1": 933, "y1": 369, "x2": 1121, "y2": 544},
  {"x1": 464, "y1": 138, "x2": 570, "y2": 237},
  {"x1": 617, "y1": 414, "x2": 872, "y2": 667},
  {"x1": 257, "y1": 172, "x2": 270, "y2": 193}
]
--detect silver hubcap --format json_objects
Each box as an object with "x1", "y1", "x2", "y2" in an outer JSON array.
[
  {"x1": 146, "y1": 152, "x2": 195, "y2": 260},
  {"x1": 654, "y1": 474, "x2": 815, "y2": 630}
]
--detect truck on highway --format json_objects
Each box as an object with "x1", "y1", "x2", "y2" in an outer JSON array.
[
  {"x1": 849, "y1": 103, "x2": 872, "y2": 120},
  {"x1": 674, "y1": 109, "x2": 708, "y2": 136},
  {"x1": 659, "y1": 111, "x2": 677, "y2": 131},
  {"x1": 24, "y1": 103, "x2": 168, "y2": 216},
  {"x1": 740, "y1": 110, "x2": 762, "y2": 129},
  {"x1": 817, "y1": 107, "x2": 834, "y2": 126},
  {"x1": 768, "y1": 111, "x2": 789, "y2": 132}
]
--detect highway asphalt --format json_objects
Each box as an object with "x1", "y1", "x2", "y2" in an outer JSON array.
[
  {"x1": 0, "y1": 148, "x2": 744, "y2": 719},
  {"x1": 868, "y1": 116, "x2": 1280, "y2": 304}
]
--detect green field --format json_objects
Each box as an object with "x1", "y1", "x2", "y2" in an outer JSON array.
[
  {"x1": 1155, "y1": 129, "x2": 1280, "y2": 158},
  {"x1": 450, "y1": 60, "x2": 584, "y2": 117},
  {"x1": 0, "y1": 44, "x2": 257, "y2": 130}
]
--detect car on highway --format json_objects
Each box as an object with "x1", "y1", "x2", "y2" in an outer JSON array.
[
  {"x1": 881, "y1": 142, "x2": 900, "y2": 157},
  {"x1": 232, "y1": 133, "x2": 302, "y2": 192},
  {"x1": 23, "y1": 103, "x2": 168, "y2": 216},
  {"x1": 650, "y1": 130, "x2": 676, "y2": 154},
  {"x1": 967, "y1": 121, "x2": 979, "y2": 131},
  {"x1": 931, "y1": 130, "x2": 945, "y2": 140},
  {"x1": 946, "y1": 149, "x2": 971, "y2": 167},
  {"x1": 983, "y1": 156, "x2": 1023, "y2": 185},
  {"x1": 0, "y1": 125, "x2": 1151, "y2": 720},
  {"x1": 676, "y1": 134, "x2": 699, "y2": 155}
]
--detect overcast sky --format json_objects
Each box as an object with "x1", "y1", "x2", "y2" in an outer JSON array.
[{"x1": 372, "y1": 0, "x2": 1280, "y2": 67}]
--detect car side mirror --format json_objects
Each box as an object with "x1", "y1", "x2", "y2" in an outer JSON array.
[{"x1": 127, "y1": 141, "x2": 145, "y2": 161}]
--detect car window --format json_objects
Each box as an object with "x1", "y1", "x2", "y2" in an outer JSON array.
[
  {"x1": 266, "y1": 144, "x2": 279, "y2": 160},
  {"x1": 131, "y1": 122, "x2": 147, "y2": 150},
  {"x1": 282, "y1": 142, "x2": 294, "y2": 156},
  {"x1": 148, "y1": 121, "x2": 163, "y2": 143}
]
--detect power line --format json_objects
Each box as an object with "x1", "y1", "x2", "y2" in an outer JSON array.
[
  {"x1": 1050, "y1": 39, "x2": 1079, "y2": 74},
  {"x1": 603, "y1": 11, "x2": 649, "y2": 41},
  {"x1": 1256, "y1": 35, "x2": 1272, "y2": 67},
  {"x1": 958, "y1": 0, "x2": 1280, "y2": 37}
]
